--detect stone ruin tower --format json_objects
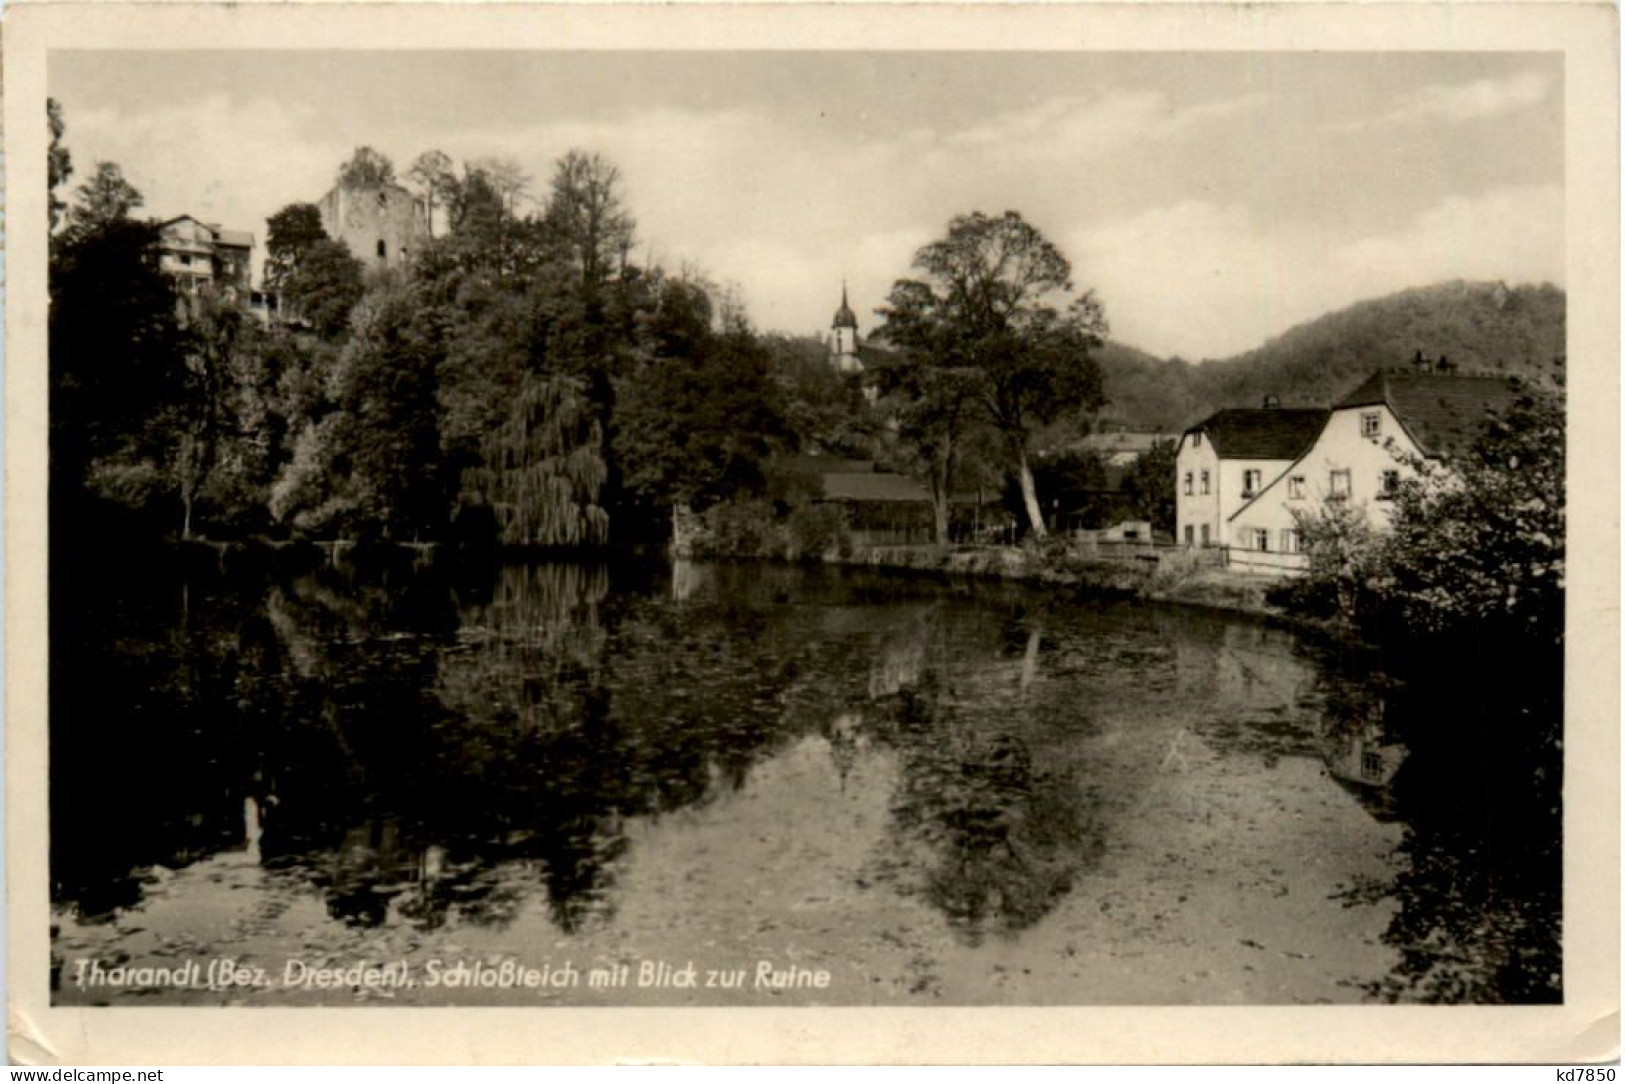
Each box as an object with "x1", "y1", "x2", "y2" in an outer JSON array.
[{"x1": 317, "y1": 180, "x2": 428, "y2": 273}]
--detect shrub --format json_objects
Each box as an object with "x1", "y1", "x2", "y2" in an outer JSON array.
[
  {"x1": 786, "y1": 503, "x2": 852, "y2": 561},
  {"x1": 688, "y1": 499, "x2": 785, "y2": 559}
]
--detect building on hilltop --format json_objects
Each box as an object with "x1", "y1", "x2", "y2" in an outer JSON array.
[
  {"x1": 1174, "y1": 403, "x2": 1328, "y2": 552},
  {"x1": 1226, "y1": 355, "x2": 1525, "y2": 566},
  {"x1": 316, "y1": 179, "x2": 427, "y2": 272},
  {"x1": 158, "y1": 216, "x2": 254, "y2": 301}
]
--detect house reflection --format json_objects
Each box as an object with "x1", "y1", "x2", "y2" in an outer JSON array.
[{"x1": 1313, "y1": 672, "x2": 1409, "y2": 820}]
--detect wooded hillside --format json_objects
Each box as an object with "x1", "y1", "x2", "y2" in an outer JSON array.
[{"x1": 1098, "y1": 281, "x2": 1566, "y2": 432}]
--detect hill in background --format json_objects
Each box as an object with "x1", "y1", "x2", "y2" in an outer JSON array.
[{"x1": 1096, "y1": 280, "x2": 1566, "y2": 433}]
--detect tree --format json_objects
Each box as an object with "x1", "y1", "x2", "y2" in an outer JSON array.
[
  {"x1": 471, "y1": 156, "x2": 533, "y2": 217},
  {"x1": 543, "y1": 150, "x2": 635, "y2": 297},
  {"x1": 336, "y1": 146, "x2": 396, "y2": 188},
  {"x1": 264, "y1": 202, "x2": 329, "y2": 290},
  {"x1": 64, "y1": 162, "x2": 143, "y2": 239},
  {"x1": 50, "y1": 212, "x2": 182, "y2": 529},
  {"x1": 615, "y1": 324, "x2": 786, "y2": 534},
  {"x1": 49, "y1": 98, "x2": 73, "y2": 232},
  {"x1": 1380, "y1": 390, "x2": 1564, "y2": 645},
  {"x1": 1288, "y1": 387, "x2": 1565, "y2": 649},
  {"x1": 879, "y1": 210, "x2": 1108, "y2": 538},
  {"x1": 464, "y1": 373, "x2": 610, "y2": 547},
  {"x1": 763, "y1": 333, "x2": 879, "y2": 459},
  {"x1": 1121, "y1": 438, "x2": 1178, "y2": 536},
  {"x1": 282, "y1": 239, "x2": 365, "y2": 339},
  {"x1": 406, "y1": 150, "x2": 457, "y2": 238},
  {"x1": 869, "y1": 350, "x2": 979, "y2": 544}
]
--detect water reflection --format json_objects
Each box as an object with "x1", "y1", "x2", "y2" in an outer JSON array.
[{"x1": 49, "y1": 558, "x2": 1558, "y2": 1003}]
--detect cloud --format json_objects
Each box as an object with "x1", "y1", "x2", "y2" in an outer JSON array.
[
  {"x1": 1070, "y1": 200, "x2": 1321, "y2": 359},
  {"x1": 1070, "y1": 184, "x2": 1564, "y2": 359},
  {"x1": 63, "y1": 93, "x2": 381, "y2": 258},
  {"x1": 1335, "y1": 70, "x2": 1555, "y2": 131},
  {"x1": 946, "y1": 89, "x2": 1265, "y2": 162},
  {"x1": 1332, "y1": 183, "x2": 1564, "y2": 290}
]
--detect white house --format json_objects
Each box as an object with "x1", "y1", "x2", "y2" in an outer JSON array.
[
  {"x1": 1174, "y1": 405, "x2": 1327, "y2": 549},
  {"x1": 1227, "y1": 363, "x2": 1525, "y2": 564}
]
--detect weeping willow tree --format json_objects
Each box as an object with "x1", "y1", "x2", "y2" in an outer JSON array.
[{"x1": 466, "y1": 372, "x2": 610, "y2": 547}]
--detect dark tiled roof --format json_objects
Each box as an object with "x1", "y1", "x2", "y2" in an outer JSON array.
[
  {"x1": 819, "y1": 472, "x2": 930, "y2": 504},
  {"x1": 1188, "y1": 408, "x2": 1327, "y2": 460},
  {"x1": 1336, "y1": 370, "x2": 1525, "y2": 458}
]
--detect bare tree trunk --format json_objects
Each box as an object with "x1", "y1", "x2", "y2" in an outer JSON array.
[
  {"x1": 1017, "y1": 448, "x2": 1046, "y2": 539},
  {"x1": 931, "y1": 455, "x2": 951, "y2": 545}
]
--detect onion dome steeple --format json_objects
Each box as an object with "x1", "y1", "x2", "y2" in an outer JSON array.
[
  {"x1": 832, "y1": 282, "x2": 858, "y2": 331},
  {"x1": 829, "y1": 282, "x2": 863, "y2": 374}
]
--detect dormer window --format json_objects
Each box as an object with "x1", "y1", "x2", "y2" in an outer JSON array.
[{"x1": 1361, "y1": 411, "x2": 1382, "y2": 438}]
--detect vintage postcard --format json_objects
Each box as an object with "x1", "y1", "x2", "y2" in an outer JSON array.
[{"x1": 5, "y1": 0, "x2": 1618, "y2": 1066}]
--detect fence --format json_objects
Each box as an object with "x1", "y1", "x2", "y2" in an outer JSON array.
[{"x1": 1066, "y1": 536, "x2": 1308, "y2": 576}]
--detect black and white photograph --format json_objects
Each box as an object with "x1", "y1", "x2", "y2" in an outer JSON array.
[{"x1": 8, "y1": 1, "x2": 1618, "y2": 1066}]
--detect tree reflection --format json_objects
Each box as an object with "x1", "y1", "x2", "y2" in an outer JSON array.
[
  {"x1": 862, "y1": 608, "x2": 1104, "y2": 944},
  {"x1": 1314, "y1": 645, "x2": 1562, "y2": 1004}
]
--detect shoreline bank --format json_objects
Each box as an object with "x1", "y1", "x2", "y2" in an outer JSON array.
[{"x1": 829, "y1": 541, "x2": 1344, "y2": 636}]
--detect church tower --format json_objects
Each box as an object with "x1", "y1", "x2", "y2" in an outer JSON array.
[{"x1": 830, "y1": 283, "x2": 862, "y2": 374}]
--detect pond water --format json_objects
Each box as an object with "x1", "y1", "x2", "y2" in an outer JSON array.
[{"x1": 49, "y1": 559, "x2": 1558, "y2": 1005}]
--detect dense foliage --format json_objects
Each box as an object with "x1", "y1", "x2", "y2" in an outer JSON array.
[
  {"x1": 48, "y1": 108, "x2": 884, "y2": 551},
  {"x1": 1284, "y1": 387, "x2": 1564, "y2": 649}
]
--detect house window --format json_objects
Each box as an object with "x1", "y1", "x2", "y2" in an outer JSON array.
[
  {"x1": 1192, "y1": 432, "x2": 1202, "y2": 448},
  {"x1": 1362, "y1": 751, "x2": 1384, "y2": 780},
  {"x1": 1185, "y1": 526, "x2": 1195, "y2": 545},
  {"x1": 1329, "y1": 469, "x2": 1352, "y2": 498},
  {"x1": 1183, "y1": 472, "x2": 1193, "y2": 496},
  {"x1": 1199, "y1": 470, "x2": 1210, "y2": 495},
  {"x1": 1281, "y1": 528, "x2": 1300, "y2": 553},
  {"x1": 1242, "y1": 469, "x2": 1262, "y2": 497},
  {"x1": 1361, "y1": 411, "x2": 1382, "y2": 438},
  {"x1": 1200, "y1": 524, "x2": 1210, "y2": 546},
  {"x1": 377, "y1": 239, "x2": 387, "y2": 258},
  {"x1": 1287, "y1": 475, "x2": 1305, "y2": 500},
  {"x1": 180, "y1": 254, "x2": 194, "y2": 266},
  {"x1": 1378, "y1": 470, "x2": 1400, "y2": 499}
]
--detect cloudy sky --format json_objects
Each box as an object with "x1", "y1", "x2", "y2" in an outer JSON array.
[{"x1": 51, "y1": 50, "x2": 1563, "y2": 359}]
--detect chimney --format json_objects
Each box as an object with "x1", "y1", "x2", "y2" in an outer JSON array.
[{"x1": 1261, "y1": 394, "x2": 1280, "y2": 409}]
